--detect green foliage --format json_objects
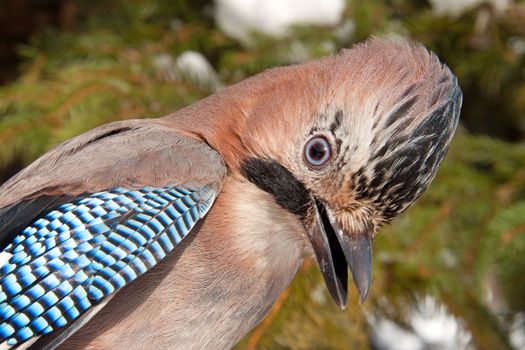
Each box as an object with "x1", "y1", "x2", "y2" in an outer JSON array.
[{"x1": 0, "y1": 0, "x2": 524, "y2": 349}]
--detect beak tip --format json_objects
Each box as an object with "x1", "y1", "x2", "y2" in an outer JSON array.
[
  {"x1": 358, "y1": 287, "x2": 370, "y2": 304},
  {"x1": 345, "y1": 237, "x2": 373, "y2": 305},
  {"x1": 354, "y1": 272, "x2": 371, "y2": 304},
  {"x1": 325, "y1": 280, "x2": 348, "y2": 310}
]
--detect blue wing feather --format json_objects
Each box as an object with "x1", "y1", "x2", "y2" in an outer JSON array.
[{"x1": 0, "y1": 185, "x2": 215, "y2": 346}]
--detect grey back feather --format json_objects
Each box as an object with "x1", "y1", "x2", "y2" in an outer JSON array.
[{"x1": 0, "y1": 119, "x2": 226, "y2": 209}]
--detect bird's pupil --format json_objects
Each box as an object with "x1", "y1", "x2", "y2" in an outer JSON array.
[{"x1": 310, "y1": 142, "x2": 326, "y2": 160}]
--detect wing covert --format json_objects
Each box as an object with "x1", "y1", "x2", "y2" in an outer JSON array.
[{"x1": 0, "y1": 184, "x2": 216, "y2": 347}]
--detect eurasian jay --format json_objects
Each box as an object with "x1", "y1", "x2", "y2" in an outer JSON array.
[{"x1": 0, "y1": 38, "x2": 461, "y2": 350}]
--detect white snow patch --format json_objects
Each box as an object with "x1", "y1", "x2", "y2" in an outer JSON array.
[
  {"x1": 508, "y1": 37, "x2": 525, "y2": 56},
  {"x1": 153, "y1": 53, "x2": 178, "y2": 82},
  {"x1": 429, "y1": 0, "x2": 510, "y2": 16},
  {"x1": 175, "y1": 51, "x2": 223, "y2": 90},
  {"x1": 214, "y1": 0, "x2": 345, "y2": 44},
  {"x1": 370, "y1": 316, "x2": 424, "y2": 350},
  {"x1": 153, "y1": 51, "x2": 222, "y2": 91},
  {"x1": 510, "y1": 312, "x2": 525, "y2": 350},
  {"x1": 439, "y1": 248, "x2": 458, "y2": 268},
  {"x1": 335, "y1": 19, "x2": 355, "y2": 41},
  {"x1": 310, "y1": 283, "x2": 327, "y2": 306},
  {"x1": 409, "y1": 295, "x2": 472, "y2": 348},
  {"x1": 369, "y1": 295, "x2": 473, "y2": 350}
]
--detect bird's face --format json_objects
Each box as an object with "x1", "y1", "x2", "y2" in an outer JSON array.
[{"x1": 240, "y1": 39, "x2": 462, "y2": 309}]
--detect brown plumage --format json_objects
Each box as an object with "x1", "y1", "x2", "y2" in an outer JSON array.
[{"x1": 0, "y1": 38, "x2": 461, "y2": 350}]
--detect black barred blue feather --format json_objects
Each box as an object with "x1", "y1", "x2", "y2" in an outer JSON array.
[{"x1": 0, "y1": 185, "x2": 216, "y2": 347}]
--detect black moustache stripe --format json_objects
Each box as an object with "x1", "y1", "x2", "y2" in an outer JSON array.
[{"x1": 241, "y1": 158, "x2": 311, "y2": 218}]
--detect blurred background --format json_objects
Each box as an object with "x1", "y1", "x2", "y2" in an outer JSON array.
[{"x1": 0, "y1": 0, "x2": 524, "y2": 349}]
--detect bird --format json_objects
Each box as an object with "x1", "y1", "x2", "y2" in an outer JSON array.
[{"x1": 0, "y1": 38, "x2": 462, "y2": 350}]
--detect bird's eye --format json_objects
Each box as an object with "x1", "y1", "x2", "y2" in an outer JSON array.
[{"x1": 304, "y1": 136, "x2": 331, "y2": 167}]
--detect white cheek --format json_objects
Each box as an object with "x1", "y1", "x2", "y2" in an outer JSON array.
[{"x1": 229, "y1": 181, "x2": 306, "y2": 271}]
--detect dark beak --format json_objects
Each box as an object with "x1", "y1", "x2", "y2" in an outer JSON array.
[{"x1": 306, "y1": 200, "x2": 373, "y2": 309}]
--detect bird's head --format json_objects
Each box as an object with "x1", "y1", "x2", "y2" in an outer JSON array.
[
  {"x1": 173, "y1": 38, "x2": 462, "y2": 309},
  {"x1": 236, "y1": 38, "x2": 462, "y2": 308}
]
